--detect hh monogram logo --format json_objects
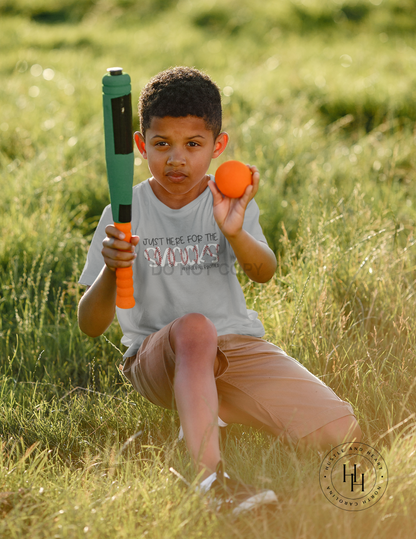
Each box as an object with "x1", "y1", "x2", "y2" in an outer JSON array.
[
  {"x1": 320, "y1": 443, "x2": 388, "y2": 511},
  {"x1": 344, "y1": 464, "x2": 365, "y2": 492}
]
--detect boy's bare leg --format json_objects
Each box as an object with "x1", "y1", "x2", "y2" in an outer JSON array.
[
  {"x1": 298, "y1": 414, "x2": 361, "y2": 449},
  {"x1": 170, "y1": 313, "x2": 221, "y2": 480}
]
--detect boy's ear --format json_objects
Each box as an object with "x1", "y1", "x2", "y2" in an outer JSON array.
[
  {"x1": 212, "y1": 131, "x2": 229, "y2": 159},
  {"x1": 134, "y1": 131, "x2": 147, "y2": 159}
]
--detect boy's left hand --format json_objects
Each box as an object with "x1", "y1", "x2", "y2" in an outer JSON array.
[{"x1": 208, "y1": 164, "x2": 259, "y2": 239}]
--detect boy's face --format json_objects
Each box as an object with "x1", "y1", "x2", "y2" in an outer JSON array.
[{"x1": 135, "y1": 116, "x2": 228, "y2": 208}]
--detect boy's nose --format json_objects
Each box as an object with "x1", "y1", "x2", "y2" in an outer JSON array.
[{"x1": 167, "y1": 150, "x2": 185, "y2": 166}]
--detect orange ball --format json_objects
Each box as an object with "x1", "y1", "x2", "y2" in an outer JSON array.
[{"x1": 215, "y1": 160, "x2": 252, "y2": 198}]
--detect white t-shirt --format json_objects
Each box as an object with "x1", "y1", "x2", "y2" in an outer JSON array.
[{"x1": 79, "y1": 177, "x2": 267, "y2": 357}]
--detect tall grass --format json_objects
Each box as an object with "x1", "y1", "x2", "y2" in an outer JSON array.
[{"x1": 1, "y1": 0, "x2": 416, "y2": 537}]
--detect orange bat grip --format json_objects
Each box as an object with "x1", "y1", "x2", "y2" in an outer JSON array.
[{"x1": 114, "y1": 222, "x2": 135, "y2": 309}]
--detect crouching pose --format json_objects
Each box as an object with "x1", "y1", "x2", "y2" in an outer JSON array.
[{"x1": 78, "y1": 67, "x2": 361, "y2": 514}]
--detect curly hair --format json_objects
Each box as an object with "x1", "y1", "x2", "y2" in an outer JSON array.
[{"x1": 139, "y1": 67, "x2": 222, "y2": 138}]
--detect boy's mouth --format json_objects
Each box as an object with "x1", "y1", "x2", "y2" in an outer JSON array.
[{"x1": 166, "y1": 170, "x2": 187, "y2": 182}]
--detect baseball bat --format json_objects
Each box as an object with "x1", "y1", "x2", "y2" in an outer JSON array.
[{"x1": 102, "y1": 67, "x2": 135, "y2": 309}]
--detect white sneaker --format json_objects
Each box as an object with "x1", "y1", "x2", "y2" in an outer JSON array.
[{"x1": 200, "y1": 461, "x2": 278, "y2": 515}]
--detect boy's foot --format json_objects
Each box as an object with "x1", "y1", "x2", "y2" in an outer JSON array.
[{"x1": 199, "y1": 461, "x2": 278, "y2": 515}]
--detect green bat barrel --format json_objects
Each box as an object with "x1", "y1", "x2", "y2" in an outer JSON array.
[{"x1": 102, "y1": 67, "x2": 135, "y2": 309}]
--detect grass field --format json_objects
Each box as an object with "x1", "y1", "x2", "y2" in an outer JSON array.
[{"x1": 1, "y1": 0, "x2": 416, "y2": 537}]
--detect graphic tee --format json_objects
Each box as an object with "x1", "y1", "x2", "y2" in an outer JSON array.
[{"x1": 79, "y1": 177, "x2": 267, "y2": 357}]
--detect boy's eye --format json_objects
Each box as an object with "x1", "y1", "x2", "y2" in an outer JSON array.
[
  {"x1": 155, "y1": 141, "x2": 168, "y2": 147},
  {"x1": 188, "y1": 141, "x2": 200, "y2": 147}
]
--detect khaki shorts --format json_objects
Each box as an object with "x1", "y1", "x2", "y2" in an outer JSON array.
[{"x1": 122, "y1": 320, "x2": 355, "y2": 443}]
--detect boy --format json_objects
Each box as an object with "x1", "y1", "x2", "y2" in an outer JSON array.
[{"x1": 78, "y1": 67, "x2": 360, "y2": 512}]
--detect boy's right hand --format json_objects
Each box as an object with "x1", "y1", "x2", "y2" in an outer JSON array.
[{"x1": 101, "y1": 224, "x2": 139, "y2": 272}]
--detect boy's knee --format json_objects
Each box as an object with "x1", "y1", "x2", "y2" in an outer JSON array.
[
  {"x1": 321, "y1": 415, "x2": 361, "y2": 446},
  {"x1": 337, "y1": 415, "x2": 360, "y2": 439},
  {"x1": 300, "y1": 415, "x2": 361, "y2": 449},
  {"x1": 170, "y1": 313, "x2": 217, "y2": 354}
]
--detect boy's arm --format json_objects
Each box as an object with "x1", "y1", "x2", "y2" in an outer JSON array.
[
  {"x1": 208, "y1": 165, "x2": 277, "y2": 283},
  {"x1": 78, "y1": 225, "x2": 139, "y2": 337},
  {"x1": 224, "y1": 230, "x2": 276, "y2": 283}
]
